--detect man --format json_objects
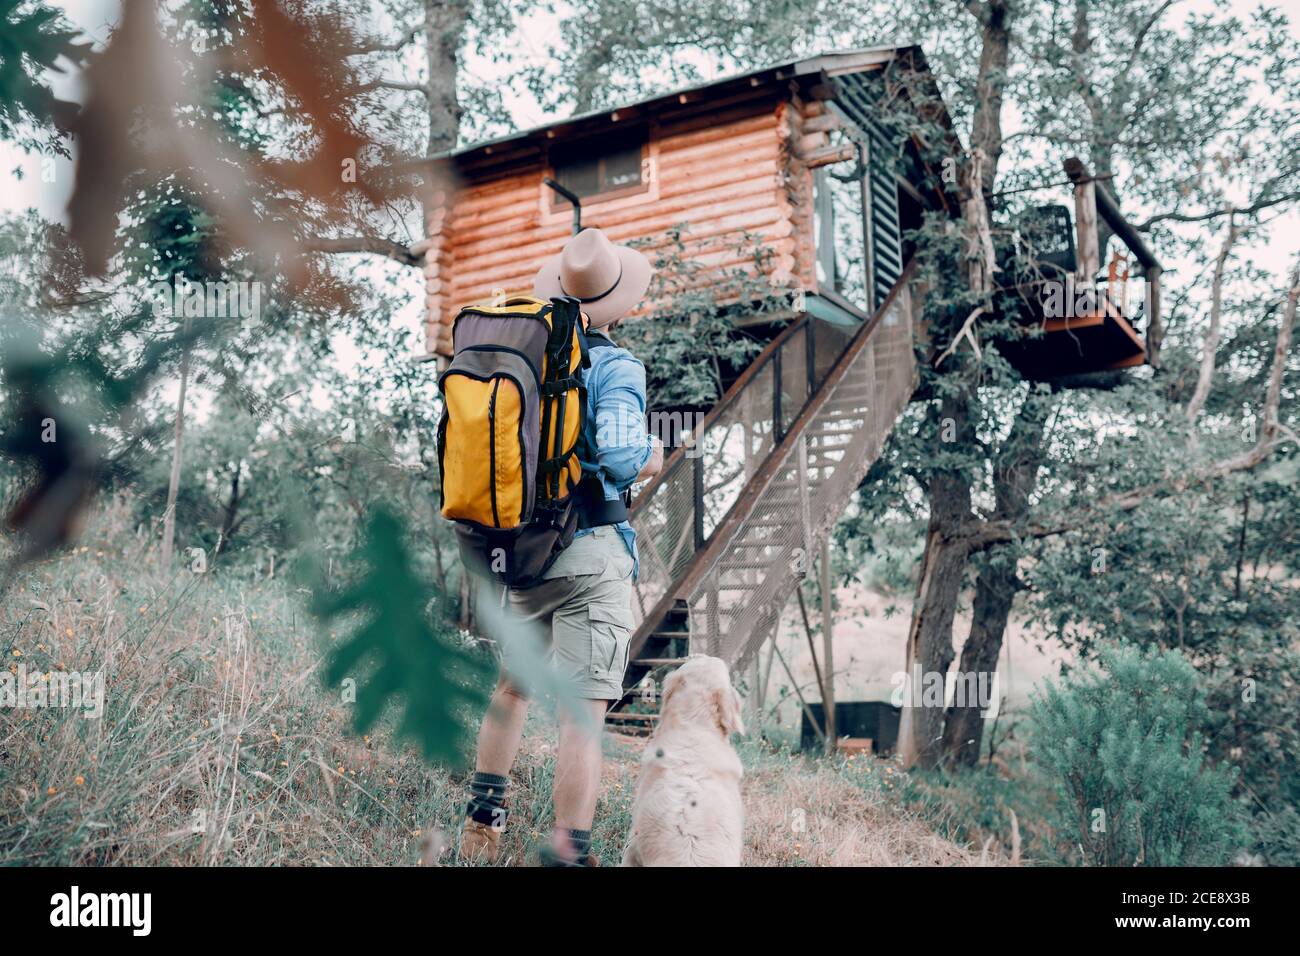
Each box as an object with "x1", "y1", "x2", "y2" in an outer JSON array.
[{"x1": 460, "y1": 227, "x2": 663, "y2": 866}]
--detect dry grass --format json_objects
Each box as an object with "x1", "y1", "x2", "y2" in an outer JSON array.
[
  {"x1": 735, "y1": 748, "x2": 983, "y2": 866},
  {"x1": 1, "y1": 498, "x2": 982, "y2": 867}
]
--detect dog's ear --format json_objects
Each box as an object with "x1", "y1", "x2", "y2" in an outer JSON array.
[
  {"x1": 714, "y1": 684, "x2": 744, "y2": 737},
  {"x1": 661, "y1": 671, "x2": 682, "y2": 711}
]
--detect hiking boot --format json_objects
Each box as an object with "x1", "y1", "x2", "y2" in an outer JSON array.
[{"x1": 459, "y1": 818, "x2": 502, "y2": 864}]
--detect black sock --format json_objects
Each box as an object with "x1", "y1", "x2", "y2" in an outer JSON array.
[
  {"x1": 465, "y1": 772, "x2": 509, "y2": 828},
  {"x1": 540, "y1": 828, "x2": 592, "y2": 866},
  {"x1": 566, "y1": 828, "x2": 592, "y2": 862}
]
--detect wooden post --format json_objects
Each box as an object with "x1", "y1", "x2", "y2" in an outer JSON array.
[
  {"x1": 820, "y1": 536, "x2": 836, "y2": 754},
  {"x1": 1073, "y1": 175, "x2": 1100, "y2": 283}
]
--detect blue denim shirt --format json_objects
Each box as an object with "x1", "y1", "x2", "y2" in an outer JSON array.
[{"x1": 575, "y1": 337, "x2": 654, "y2": 577}]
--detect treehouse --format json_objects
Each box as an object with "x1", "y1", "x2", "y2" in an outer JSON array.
[
  {"x1": 419, "y1": 45, "x2": 956, "y2": 362},
  {"x1": 416, "y1": 47, "x2": 1161, "y2": 732}
]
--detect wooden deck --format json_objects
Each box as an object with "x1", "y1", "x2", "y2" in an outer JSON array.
[{"x1": 999, "y1": 284, "x2": 1147, "y2": 380}]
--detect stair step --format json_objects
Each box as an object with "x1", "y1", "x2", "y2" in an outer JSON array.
[
  {"x1": 606, "y1": 712, "x2": 658, "y2": 722},
  {"x1": 632, "y1": 657, "x2": 687, "y2": 667}
]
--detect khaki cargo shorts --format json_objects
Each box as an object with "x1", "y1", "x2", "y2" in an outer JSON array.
[{"x1": 497, "y1": 525, "x2": 636, "y2": 702}]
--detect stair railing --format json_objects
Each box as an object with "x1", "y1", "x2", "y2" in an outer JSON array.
[{"x1": 627, "y1": 261, "x2": 921, "y2": 663}]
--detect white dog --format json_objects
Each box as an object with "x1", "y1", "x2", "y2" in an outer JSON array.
[{"x1": 621, "y1": 655, "x2": 745, "y2": 867}]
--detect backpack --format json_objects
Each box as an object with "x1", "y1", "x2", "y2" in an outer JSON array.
[{"x1": 437, "y1": 294, "x2": 616, "y2": 588}]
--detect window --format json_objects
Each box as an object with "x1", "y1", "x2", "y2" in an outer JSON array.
[
  {"x1": 550, "y1": 127, "x2": 648, "y2": 204},
  {"x1": 813, "y1": 132, "x2": 870, "y2": 311}
]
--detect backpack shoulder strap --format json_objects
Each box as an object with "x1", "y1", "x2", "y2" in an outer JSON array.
[{"x1": 586, "y1": 330, "x2": 616, "y2": 352}]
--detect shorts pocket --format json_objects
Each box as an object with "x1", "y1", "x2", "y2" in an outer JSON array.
[{"x1": 588, "y1": 602, "x2": 635, "y2": 682}]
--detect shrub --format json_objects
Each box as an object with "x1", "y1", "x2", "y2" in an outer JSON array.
[{"x1": 1029, "y1": 644, "x2": 1244, "y2": 866}]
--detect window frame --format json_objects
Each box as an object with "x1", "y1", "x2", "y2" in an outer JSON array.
[
  {"x1": 545, "y1": 126, "x2": 653, "y2": 211},
  {"x1": 812, "y1": 138, "x2": 876, "y2": 314}
]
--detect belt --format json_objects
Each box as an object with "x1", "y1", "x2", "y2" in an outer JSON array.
[{"x1": 576, "y1": 475, "x2": 629, "y2": 530}]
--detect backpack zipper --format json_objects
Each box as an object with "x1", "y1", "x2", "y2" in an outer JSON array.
[{"x1": 488, "y1": 379, "x2": 501, "y2": 527}]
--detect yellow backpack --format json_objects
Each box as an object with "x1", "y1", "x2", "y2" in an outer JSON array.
[{"x1": 437, "y1": 295, "x2": 591, "y2": 587}]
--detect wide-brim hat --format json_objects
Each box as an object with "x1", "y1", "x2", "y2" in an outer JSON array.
[{"x1": 533, "y1": 227, "x2": 652, "y2": 328}]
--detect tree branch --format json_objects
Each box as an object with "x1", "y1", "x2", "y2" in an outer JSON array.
[
  {"x1": 1136, "y1": 190, "x2": 1300, "y2": 232},
  {"x1": 351, "y1": 79, "x2": 430, "y2": 96},
  {"x1": 1122, "y1": 0, "x2": 1179, "y2": 77},
  {"x1": 303, "y1": 235, "x2": 423, "y2": 267},
  {"x1": 1186, "y1": 212, "x2": 1239, "y2": 422},
  {"x1": 347, "y1": 23, "x2": 423, "y2": 56}
]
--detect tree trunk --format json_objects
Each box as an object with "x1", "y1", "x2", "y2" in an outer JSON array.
[
  {"x1": 421, "y1": 0, "x2": 469, "y2": 598},
  {"x1": 899, "y1": 392, "x2": 975, "y2": 769},
  {"x1": 940, "y1": 557, "x2": 1016, "y2": 765},
  {"x1": 424, "y1": 0, "x2": 469, "y2": 155},
  {"x1": 898, "y1": 0, "x2": 1013, "y2": 769},
  {"x1": 216, "y1": 464, "x2": 241, "y2": 557},
  {"x1": 941, "y1": 391, "x2": 1051, "y2": 766},
  {"x1": 159, "y1": 330, "x2": 192, "y2": 569},
  {"x1": 1187, "y1": 214, "x2": 1239, "y2": 422},
  {"x1": 899, "y1": 526, "x2": 971, "y2": 768}
]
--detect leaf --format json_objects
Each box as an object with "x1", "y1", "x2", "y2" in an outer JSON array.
[{"x1": 311, "y1": 507, "x2": 490, "y2": 767}]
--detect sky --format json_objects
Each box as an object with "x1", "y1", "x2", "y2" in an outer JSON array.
[{"x1": 3, "y1": 0, "x2": 1297, "y2": 383}]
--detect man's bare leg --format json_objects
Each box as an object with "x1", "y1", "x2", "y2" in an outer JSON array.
[
  {"x1": 550, "y1": 698, "x2": 608, "y2": 861},
  {"x1": 475, "y1": 677, "x2": 530, "y2": 775},
  {"x1": 459, "y1": 677, "x2": 531, "y2": 863}
]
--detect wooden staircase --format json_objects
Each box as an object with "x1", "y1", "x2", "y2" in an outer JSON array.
[
  {"x1": 605, "y1": 600, "x2": 689, "y2": 737},
  {"x1": 611, "y1": 263, "x2": 924, "y2": 730}
]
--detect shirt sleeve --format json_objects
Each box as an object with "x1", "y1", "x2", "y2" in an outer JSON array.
[{"x1": 591, "y1": 352, "x2": 654, "y2": 492}]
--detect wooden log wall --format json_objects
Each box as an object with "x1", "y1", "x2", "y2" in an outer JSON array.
[{"x1": 423, "y1": 85, "x2": 834, "y2": 357}]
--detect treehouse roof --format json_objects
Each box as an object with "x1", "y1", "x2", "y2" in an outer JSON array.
[{"x1": 429, "y1": 44, "x2": 957, "y2": 174}]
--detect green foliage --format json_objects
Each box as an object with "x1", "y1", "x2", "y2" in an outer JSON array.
[
  {"x1": 0, "y1": 309, "x2": 201, "y2": 569},
  {"x1": 620, "y1": 225, "x2": 784, "y2": 409},
  {"x1": 311, "y1": 507, "x2": 490, "y2": 767},
  {"x1": 124, "y1": 180, "x2": 226, "y2": 284},
  {"x1": 523, "y1": 0, "x2": 821, "y2": 115},
  {"x1": 0, "y1": 0, "x2": 89, "y2": 153},
  {"x1": 1029, "y1": 644, "x2": 1245, "y2": 866}
]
